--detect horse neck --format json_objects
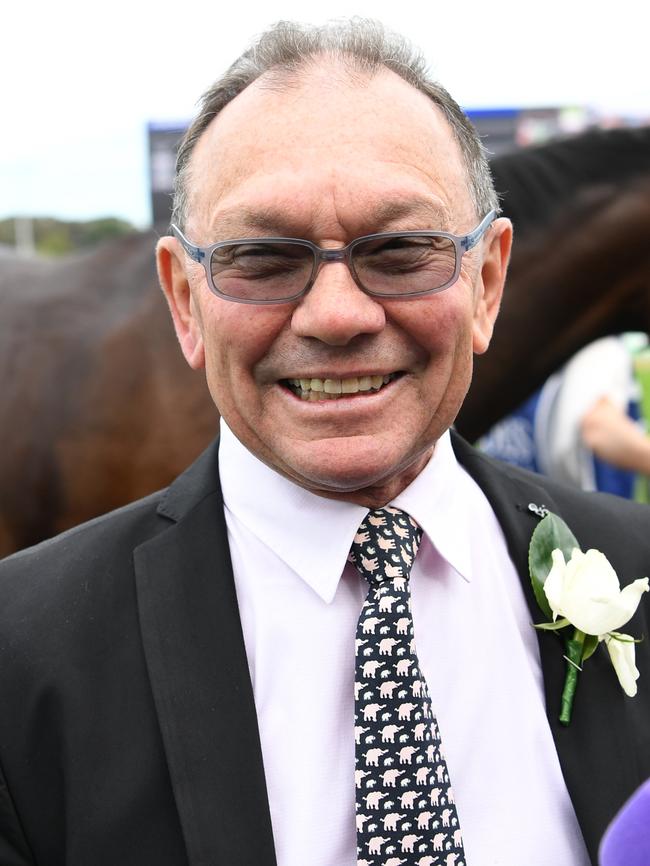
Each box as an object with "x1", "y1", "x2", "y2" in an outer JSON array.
[{"x1": 456, "y1": 182, "x2": 650, "y2": 441}]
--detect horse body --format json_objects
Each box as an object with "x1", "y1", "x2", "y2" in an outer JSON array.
[
  {"x1": 2, "y1": 127, "x2": 650, "y2": 556},
  {"x1": 0, "y1": 235, "x2": 217, "y2": 555}
]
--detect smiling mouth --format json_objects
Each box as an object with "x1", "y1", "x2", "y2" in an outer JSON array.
[{"x1": 282, "y1": 372, "x2": 401, "y2": 401}]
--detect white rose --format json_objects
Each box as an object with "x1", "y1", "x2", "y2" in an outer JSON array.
[
  {"x1": 604, "y1": 633, "x2": 641, "y2": 697},
  {"x1": 544, "y1": 548, "x2": 649, "y2": 636}
]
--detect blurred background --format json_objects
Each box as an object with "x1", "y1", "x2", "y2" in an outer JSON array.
[
  {"x1": 2, "y1": 0, "x2": 649, "y2": 251},
  {"x1": 2, "y1": 0, "x2": 650, "y2": 557}
]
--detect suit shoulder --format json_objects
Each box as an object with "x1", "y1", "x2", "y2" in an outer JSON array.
[
  {"x1": 460, "y1": 439, "x2": 650, "y2": 554},
  {"x1": 0, "y1": 489, "x2": 170, "y2": 614},
  {"x1": 500, "y1": 454, "x2": 649, "y2": 524}
]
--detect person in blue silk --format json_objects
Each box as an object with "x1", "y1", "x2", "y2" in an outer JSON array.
[{"x1": 480, "y1": 335, "x2": 650, "y2": 498}]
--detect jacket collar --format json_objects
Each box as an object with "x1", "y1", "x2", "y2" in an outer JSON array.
[{"x1": 135, "y1": 438, "x2": 277, "y2": 866}]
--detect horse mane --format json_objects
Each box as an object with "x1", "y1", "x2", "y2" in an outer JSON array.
[{"x1": 490, "y1": 125, "x2": 650, "y2": 235}]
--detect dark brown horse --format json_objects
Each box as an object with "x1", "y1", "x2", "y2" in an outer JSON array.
[
  {"x1": 0, "y1": 238, "x2": 218, "y2": 556},
  {"x1": 464, "y1": 125, "x2": 650, "y2": 440},
  {"x1": 2, "y1": 126, "x2": 650, "y2": 556}
]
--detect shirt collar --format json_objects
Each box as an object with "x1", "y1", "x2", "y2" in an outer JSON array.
[
  {"x1": 218, "y1": 421, "x2": 473, "y2": 604},
  {"x1": 390, "y1": 431, "x2": 473, "y2": 585}
]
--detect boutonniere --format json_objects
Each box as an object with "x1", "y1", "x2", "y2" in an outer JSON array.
[{"x1": 528, "y1": 510, "x2": 649, "y2": 725}]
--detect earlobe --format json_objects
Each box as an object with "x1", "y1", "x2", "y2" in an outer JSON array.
[
  {"x1": 156, "y1": 238, "x2": 206, "y2": 369},
  {"x1": 472, "y1": 217, "x2": 513, "y2": 355}
]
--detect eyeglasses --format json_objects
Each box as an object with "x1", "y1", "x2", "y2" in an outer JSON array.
[{"x1": 171, "y1": 209, "x2": 496, "y2": 305}]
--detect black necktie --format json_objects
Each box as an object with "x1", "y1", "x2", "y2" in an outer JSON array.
[{"x1": 350, "y1": 506, "x2": 467, "y2": 866}]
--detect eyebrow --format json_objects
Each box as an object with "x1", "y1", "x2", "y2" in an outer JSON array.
[
  {"x1": 207, "y1": 199, "x2": 452, "y2": 240},
  {"x1": 367, "y1": 199, "x2": 451, "y2": 229},
  {"x1": 208, "y1": 206, "x2": 298, "y2": 238}
]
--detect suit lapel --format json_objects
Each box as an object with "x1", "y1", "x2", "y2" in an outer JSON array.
[
  {"x1": 452, "y1": 433, "x2": 641, "y2": 863},
  {"x1": 134, "y1": 442, "x2": 277, "y2": 866}
]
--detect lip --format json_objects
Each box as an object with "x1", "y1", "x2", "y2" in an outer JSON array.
[
  {"x1": 276, "y1": 371, "x2": 407, "y2": 410},
  {"x1": 278, "y1": 369, "x2": 401, "y2": 381}
]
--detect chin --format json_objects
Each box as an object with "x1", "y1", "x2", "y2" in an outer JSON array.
[{"x1": 279, "y1": 436, "x2": 428, "y2": 499}]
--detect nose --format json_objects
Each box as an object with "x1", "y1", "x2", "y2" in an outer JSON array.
[{"x1": 290, "y1": 262, "x2": 386, "y2": 346}]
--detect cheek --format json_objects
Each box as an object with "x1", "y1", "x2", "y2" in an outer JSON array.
[
  {"x1": 393, "y1": 292, "x2": 475, "y2": 363},
  {"x1": 199, "y1": 300, "x2": 288, "y2": 401},
  {"x1": 402, "y1": 295, "x2": 477, "y2": 427}
]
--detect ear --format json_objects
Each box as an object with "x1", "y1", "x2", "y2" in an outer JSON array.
[
  {"x1": 472, "y1": 217, "x2": 513, "y2": 355},
  {"x1": 156, "y1": 236, "x2": 205, "y2": 369}
]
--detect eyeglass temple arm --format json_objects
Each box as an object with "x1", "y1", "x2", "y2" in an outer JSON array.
[
  {"x1": 460, "y1": 209, "x2": 497, "y2": 252},
  {"x1": 170, "y1": 224, "x2": 205, "y2": 263}
]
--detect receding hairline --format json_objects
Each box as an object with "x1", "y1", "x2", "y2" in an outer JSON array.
[
  {"x1": 185, "y1": 52, "x2": 458, "y2": 194},
  {"x1": 172, "y1": 19, "x2": 499, "y2": 229},
  {"x1": 182, "y1": 56, "x2": 472, "y2": 227},
  {"x1": 253, "y1": 48, "x2": 395, "y2": 92}
]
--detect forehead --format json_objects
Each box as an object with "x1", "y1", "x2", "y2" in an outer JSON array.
[{"x1": 186, "y1": 62, "x2": 474, "y2": 237}]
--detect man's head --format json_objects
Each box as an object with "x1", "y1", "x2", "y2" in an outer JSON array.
[
  {"x1": 157, "y1": 19, "x2": 512, "y2": 506},
  {"x1": 171, "y1": 20, "x2": 499, "y2": 232}
]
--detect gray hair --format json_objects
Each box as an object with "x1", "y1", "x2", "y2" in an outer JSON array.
[{"x1": 172, "y1": 18, "x2": 499, "y2": 229}]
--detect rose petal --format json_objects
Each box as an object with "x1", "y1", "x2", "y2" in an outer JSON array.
[
  {"x1": 618, "y1": 578, "x2": 650, "y2": 621},
  {"x1": 566, "y1": 576, "x2": 648, "y2": 635},
  {"x1": 605, "y1": 633, "x2": 641, "y2": 697},
  {"x1": 560, "y1": 552, "x2": 648, "y2": 635},
  {"x1": 543, "y1": 548, "x2": 569, "y2": 620},
  {"x1": 564, "y1": 549, "x2": 621, "y2": 604}
]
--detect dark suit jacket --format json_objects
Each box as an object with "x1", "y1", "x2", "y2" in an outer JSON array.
[{"x1": 0, "y1": 435, "x2": 649, "y2": 866}]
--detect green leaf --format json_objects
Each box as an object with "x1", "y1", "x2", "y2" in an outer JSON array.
[
  {"x1": 581, "y1": 633, "x2": 600, "y2": 661},
  {"x1": 532, "y1": 618, "x2": 571, "y2": 631},
  {"x1": 528, "y1": 512, "x2": 580, "y2": 620},
  {"x1": 608, "y1": 631, "x2": 644, "y2": 645}
]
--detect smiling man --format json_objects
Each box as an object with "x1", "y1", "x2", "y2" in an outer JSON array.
[
  {"x1": 159, "y1": 52, "x2": 508, "y2": 507},
  {"x1": 0, "y1": 19, "x2": 649, "y2": 866}
]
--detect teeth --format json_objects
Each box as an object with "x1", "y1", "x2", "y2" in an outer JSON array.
[
  {"x1": 286, "y1": 373, "x2": 397, "y2": 399},
  {"x1": 324, "y1": 379, "x2": 342, "y2": 394}
]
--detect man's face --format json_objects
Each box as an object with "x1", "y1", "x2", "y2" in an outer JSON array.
[{"x1": 158, "y1": 63, "x2": 511, "y2": 505}]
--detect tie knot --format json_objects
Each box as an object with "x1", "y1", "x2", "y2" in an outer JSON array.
[{"x1": 348, "y1": 507, "x2": 423, "y2": 586}]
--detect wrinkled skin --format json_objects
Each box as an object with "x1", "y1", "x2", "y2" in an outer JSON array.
[{"x1": 157, "y1": 61, "x2": 512, "y2": 507}]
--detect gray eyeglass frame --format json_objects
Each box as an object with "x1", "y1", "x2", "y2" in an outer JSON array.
[{"x1": 170, "y1": 209, "x2": 497, "y2": 305}]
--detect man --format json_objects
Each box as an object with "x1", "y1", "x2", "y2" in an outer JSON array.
[{"x1": 0, "y1": 20, "x2": 648, "y2": 866}]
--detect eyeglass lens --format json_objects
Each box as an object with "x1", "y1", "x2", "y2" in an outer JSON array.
[
  {"x1": 211, "y1": 242, "x2": 312, "y2": 302},
  {"x1": 352, "y1": 235, "x2": 457, "y2": 297},
  {"x1": 210, "y1": 235, "x2": 458, "y2": 301}
]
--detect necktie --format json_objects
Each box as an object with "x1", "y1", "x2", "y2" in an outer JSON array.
[{"x1": 350, "y1": 506, "x2": 466, "y2": 866}]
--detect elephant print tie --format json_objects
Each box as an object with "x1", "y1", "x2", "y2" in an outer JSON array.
[{"x1": 350, "y1": 507, "x2": 466, "y2": 866}]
